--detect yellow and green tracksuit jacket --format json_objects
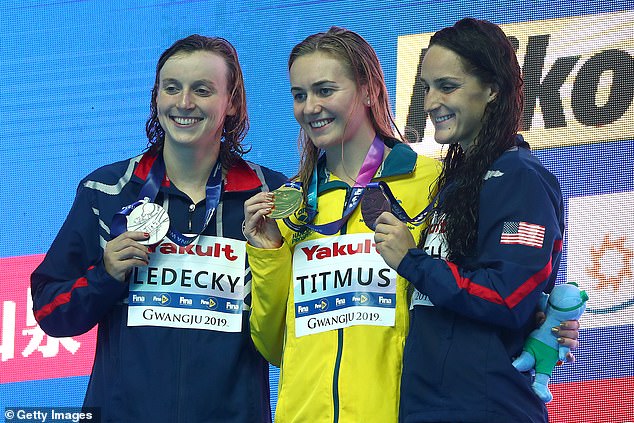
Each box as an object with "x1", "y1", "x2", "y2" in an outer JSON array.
[{"x1": 248, "y1": 143, "x2": 441, "y2": 423}]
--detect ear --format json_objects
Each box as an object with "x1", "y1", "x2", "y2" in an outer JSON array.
[{"x1": 487, "y1": 83, "x2": 499, "y2": 104}]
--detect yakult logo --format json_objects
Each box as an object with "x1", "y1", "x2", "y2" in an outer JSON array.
[
  {"x1": 149, "y1": 241, "x2": 239, "y2": 261},
  {"x1": 395, "y1": 10, "x2": 634, "y2": 155},
  {"x1": 300, "y1": 239, "x2": 378, "y2": 261}
]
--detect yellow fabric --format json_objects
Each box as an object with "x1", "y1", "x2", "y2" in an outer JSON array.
[{"x1": 249, "y1": 151, "x2": 441, "y2": 423}]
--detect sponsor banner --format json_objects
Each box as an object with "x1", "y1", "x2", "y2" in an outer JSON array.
[
  {"x1": 567, "y1": 191, "x2": 634, "y2": 329},
  {"x1": 396, "y1": 10, "x2": 634, "y2": 158},
  {"x1": 292, "y1": 234, "x2": 397, "y2": 336},
  {"x1": 0, "y1": 255, "x2": 96, "y2": 384}
]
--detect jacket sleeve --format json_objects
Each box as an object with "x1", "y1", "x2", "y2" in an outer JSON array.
[
  {"x1": 30, "y1": 181, "x2": 129, "y2": 337},
  {"x1": 247, "y1": 240, "x2": 292, "y2": 367},
  {"x1": 398, "y1": 165, "x2": 564, "y2": 329}
]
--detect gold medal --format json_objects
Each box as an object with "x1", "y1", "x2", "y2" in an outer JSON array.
[{"x1": 269, "y1": 186, "x2": 303, "y2": 219}]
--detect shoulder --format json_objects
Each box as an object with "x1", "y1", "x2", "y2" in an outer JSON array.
[
  {"x1": 80, "y1": 154, "x2": 143, "y2": 190},
  {"x1": 492, "y1": 147, "x2": 560, "y2": 188}
]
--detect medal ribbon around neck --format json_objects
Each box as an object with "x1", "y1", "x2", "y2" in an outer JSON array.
[
  {"x1": 111, "y1": 154, "x2": 223, "y2": 246},
  {"x1": 360, "y1": 180, "x2": 439, "y2": 230},
  {"x1": 283, "y1": 136, "x2": 384, "y2": 235}
]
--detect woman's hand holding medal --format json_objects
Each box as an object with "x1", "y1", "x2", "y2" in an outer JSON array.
[
  {"x1": 104, "y1": 231, "x2": 151, "y2": 282},
  {"x1": 373, "y1": 212, "x2": 416, "y2": 271},
  {"x1": 243, "y1": 192, "x2": 284, "y2": 249}
]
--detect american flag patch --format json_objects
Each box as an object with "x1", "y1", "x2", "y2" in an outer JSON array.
[{"x1": 500, "y1": 221, "x2": 545, "y2": 248}]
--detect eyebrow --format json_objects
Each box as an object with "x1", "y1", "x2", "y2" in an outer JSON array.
[
  {"x1": 290, "y1": 79, "x2": 336, "y2": 92},
  {"x1": 421, "y1": 76, "x2": 462, "y2": 84},
  {"x1": 161, "y1": 78, "x2": 217, "y2": 87}
]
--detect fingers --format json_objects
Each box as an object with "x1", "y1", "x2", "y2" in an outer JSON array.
[
  {"x1": 374, "y1": 211, "x2": 401, "y2": 229},
  {"x1": 565, "y1": 351, "x2": 576, "y2": 364},
  {"x1": 243, "y1": 192, "x2": 282, "y2": 249},
  {"x1": 104, "y1": 231, "x2": 150, "y2": 282},
  {"x1": 244, "y1": 192, "x2": 274, "y2": 225},
  {"x1": 560, "y1": 320, "x2": 580, "y2": 331}
]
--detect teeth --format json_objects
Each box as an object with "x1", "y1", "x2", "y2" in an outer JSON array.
[
  {"x1": 435, "y1": 114, "x2": 453, "y2": 123},
  {"x1": 310, "y1": 119, "x2": 332, "y2": 128},
  {"x1": 173, "y1": 116, "x2": 201, "y2": 125}
]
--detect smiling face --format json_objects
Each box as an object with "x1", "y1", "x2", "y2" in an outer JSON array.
[
  {"x1": 156, "y1": 50, "x2": 235, "y2": 152},
  {"x1": 421, "y1": 45, "x2": 497, "y2": 151},
  {"x1": 289, "y1": 51, "x2": 374, "y2": 153}
]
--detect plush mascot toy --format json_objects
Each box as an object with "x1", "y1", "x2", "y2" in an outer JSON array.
[{"x1": 512, "y1": 282, "x2": 588, "y2": 403}]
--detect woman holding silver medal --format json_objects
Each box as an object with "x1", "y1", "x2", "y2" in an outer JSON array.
[
  {"x1": 31, "y1": 35, "x2": 286, "y2": 422},
  {"x1": 244, "y1": 26, "x2": 580, "y2": 422}
]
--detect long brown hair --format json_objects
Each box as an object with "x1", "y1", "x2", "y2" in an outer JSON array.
[
  {"x1": 288, "y1": 26, "x2": 402, "y2": 194},
  {"x1": 426, "y1": 18, "x2": 524, "y2": 261}
]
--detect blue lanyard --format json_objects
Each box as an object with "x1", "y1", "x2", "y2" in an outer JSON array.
[{"x1": 112, "y1": 154, "x2": 223, "y2": 245}]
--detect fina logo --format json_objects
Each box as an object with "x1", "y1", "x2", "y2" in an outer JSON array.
[
  {"x1": 153, "y1": 293, "x2": 170, "y2": 305},
  {"x1": 360, "y1": 294, "x2": 369, "y2": 304},
  {"x1": 315, "y1": 299, "x2": 329, "y2": 311},
  {"x1": 207, "y1": 297, "x2": 218, "y2": 310}
]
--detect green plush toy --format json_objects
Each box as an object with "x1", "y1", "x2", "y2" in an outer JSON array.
[{"x1": 512, "y1": 282, "x2": 588, "y2": 402}]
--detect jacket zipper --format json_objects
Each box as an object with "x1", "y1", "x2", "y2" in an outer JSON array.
[{"x1": 332, "y1": 186, "x2": 351, "y2": 423}]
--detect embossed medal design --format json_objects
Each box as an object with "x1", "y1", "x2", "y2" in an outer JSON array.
[
  {"x1": 127, "y1": 202, "x2": 170, "y2": 245},
  {"x1": 269, "y1": 186, "x2": 303, "y2": 219}
]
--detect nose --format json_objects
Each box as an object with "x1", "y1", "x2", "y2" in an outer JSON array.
[
  {"x1": 424, "y1": 88, "x2": 439, "y2": 113},
  {"x1": 178, "y1": 89, "x2": 195, "y2": 110},
  {"x1": 304, "y1": 93, "x2": 322, "y2": 115}
]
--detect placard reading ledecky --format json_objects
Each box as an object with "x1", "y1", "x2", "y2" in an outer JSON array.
[
  {"x1": 293, "y1": 233, "x2": 397, "y2": 337},
  {"x1": 127, "y1": 235, "x2": 246, "y2": 331}
]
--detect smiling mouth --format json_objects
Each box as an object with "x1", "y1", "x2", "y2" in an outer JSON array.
[
  {"x1": 310, "y1": 118, "x2": 334, "y2": 128},
  {"x1": 434, "y1": 114, "x2": 454, "y2": 123},
  {"x1": 171, "y1": 116, "x2": 203, "y2": 125}
]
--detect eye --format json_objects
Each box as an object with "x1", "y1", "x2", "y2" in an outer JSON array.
[
  {"x1": 440, "y1": 84, "x2": 457, "y2": 93},
  {"x1": 317, "y1": 87, "x2": 333, "y2": 97},
  {"x1": 292, "y1": 92, "x2": 306, "y2": 102},
  {"x1": 195, "y1": 87, "x2": 212, "y2": 96},
  {"x1": 163, "y1": 85, "x2": 180, "y2": 95}
]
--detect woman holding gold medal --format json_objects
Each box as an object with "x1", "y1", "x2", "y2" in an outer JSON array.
[
  {"x1": 244, "y1": 26, "x2": 580, "y2": 422},
  {"x1": 31, "y1": 35, "x2": 286, "y2": 422},
  {"x1": 243, "y1": 27, "x2": 441, "y2": 422}
]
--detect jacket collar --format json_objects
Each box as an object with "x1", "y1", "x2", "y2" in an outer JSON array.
[
  {"x1": 133, "y1": 151, "x2": 263, "y2": 193},
  {"x1": 316, "y1": 140, "x2": 418, "y2": 193}
]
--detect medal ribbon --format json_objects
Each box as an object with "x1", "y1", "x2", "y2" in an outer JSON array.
[
  {"x1": 283, "y1": 136, "x2": 384, "y2": 235},
  {"x1": 364, "y1": 180, "x2": 438, "y2": 226},
  {"x1": 111, "y1": 154, "x2": 223, "y2": 246}
]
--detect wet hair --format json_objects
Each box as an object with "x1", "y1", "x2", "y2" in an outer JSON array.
[
  {"x1": 426, "y1": 18, "x2": 524, "y2": 262},
  {"x1": 145, "y1": 34, "x2": 249, "y2": 167},
  {"x1": 288, "y1": 26, "x2": 402, "y2": 194}
]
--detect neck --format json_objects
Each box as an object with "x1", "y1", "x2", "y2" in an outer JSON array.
[
  {"x1": 162, "y1": 141, "x2": 221, "y2": 203},
  {"x1": 324, "y1": 126, "x2": 379, "y2": 186}
]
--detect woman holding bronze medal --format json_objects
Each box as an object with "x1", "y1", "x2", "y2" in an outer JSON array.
[
  {"x1": 243, "y1": 27, "x2": 441, "y2": 422},
  {"x1": 31, "y1": 35, "x2": 286, "y2": 422},
  {"x1": 372, "y1": 19, "x2": 577, "y2": 422}
]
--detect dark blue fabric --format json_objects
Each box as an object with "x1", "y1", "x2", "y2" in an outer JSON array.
[
  {"x1": 31, "y1": 153, "x2": 287, "y2": 423},
  {"x1": 398, "y1": 146, "x2": 563, "y2": 422}
]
